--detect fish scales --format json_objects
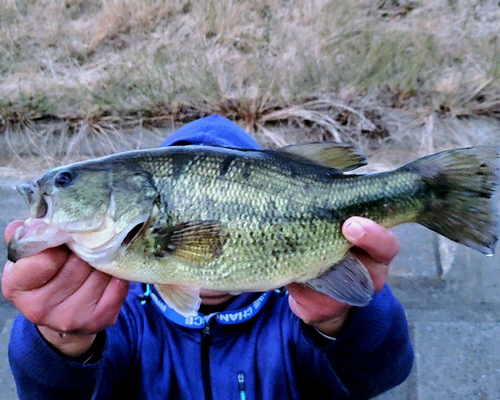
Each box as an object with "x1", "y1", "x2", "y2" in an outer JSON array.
[
  {"x1": 123, "y1": 150, "x2": 425, "y2": 289},
  {"x1": 138, "y1": 154, "x2": 344, "y2": 288}
]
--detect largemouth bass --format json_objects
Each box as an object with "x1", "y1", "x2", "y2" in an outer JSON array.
[{"x1": 7, "y1": 143, "x2": 500, "y2": 316}]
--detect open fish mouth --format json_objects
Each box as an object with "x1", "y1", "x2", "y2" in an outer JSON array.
[
  {"x1": 32, "y1": 196, "x2": 48, "y2": 219},
  {"x1": 7, "y1": 219, "x2": 70, "y2": 262},
  {"x1": 8, "y1": 182, "x2": 67, "y2": 262},
  {"x1": 16, "y1": 182, "x2": 49, "y2": 219}
]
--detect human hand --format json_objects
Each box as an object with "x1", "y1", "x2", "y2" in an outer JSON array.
[
  {"x1": 2, "y1": 220, "x2": 129, "y2": 358},
  {"x1": 287, "y1": 216, "x2": 400, "y2": 338}
]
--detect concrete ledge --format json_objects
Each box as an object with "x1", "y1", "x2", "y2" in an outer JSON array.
[
  {"x1": 414, "y1": 322, "x2": 500, "y2": 400},
  {"x1": 390, "y1": 225, "x2": 440, "y2": 278}
]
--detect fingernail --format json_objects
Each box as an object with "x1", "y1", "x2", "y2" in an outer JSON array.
[{"x1": 344, "y1": 220, "x2": 365, "y2": 241}]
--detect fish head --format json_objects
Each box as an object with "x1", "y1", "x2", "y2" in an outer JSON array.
[{"x1": 8, "y1": 160, "x2": 158, "y2": 265}]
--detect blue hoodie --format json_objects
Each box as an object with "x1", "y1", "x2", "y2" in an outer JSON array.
[{"x1": 8, "y1": 115, "x2": 413, "y2": 399}]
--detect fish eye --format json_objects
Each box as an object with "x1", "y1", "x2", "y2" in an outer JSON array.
[{"x1": 54, "y1": 171, "x2": 73, "y2": 188}]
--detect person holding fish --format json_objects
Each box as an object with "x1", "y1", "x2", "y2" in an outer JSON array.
[{"x1": 4, "y1": 114, "x2": 498, "y2": 399}]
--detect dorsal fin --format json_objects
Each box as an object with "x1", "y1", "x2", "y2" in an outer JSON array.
[{"x1": 276, "y1": 142, "x2": 367, "y2": 172}]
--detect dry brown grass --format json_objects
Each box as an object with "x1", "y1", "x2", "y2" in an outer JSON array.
[{"x1": 1, "y1": 0, "x2": 500, "y2": 176}]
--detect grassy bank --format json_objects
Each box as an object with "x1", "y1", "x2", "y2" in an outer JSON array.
[{"x1": 1, "y1": 0, "x2": 500, "y2": 174}]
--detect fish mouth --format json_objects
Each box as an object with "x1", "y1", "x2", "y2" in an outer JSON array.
[
  {"x1": 7, "y1": 219, "x2": 69, "y2": 262},
  {"x1": 7, "y1": 218, "x2": 145, "y2": 265},
  {"x1": 35, "y1": 197, "x2": 48, "y2": 218},
  {"x1": 16, "y1": 182, "x2": 49, "y2": 219}
]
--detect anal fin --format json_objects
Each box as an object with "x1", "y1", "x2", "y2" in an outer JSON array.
[{"x1": 305, "y1": 252, "x2": 374, "y2": 307}]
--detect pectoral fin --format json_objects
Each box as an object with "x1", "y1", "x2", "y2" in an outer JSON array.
[
  {"x1": 277, "y1": 142, "x2": 367, "y2": 171},
  {"x1": 154, "y1": 284, "x2": 201, "y2": 317},
  {"x1": 306, "y1": 252, "x2": 374, "y2": 307},
  {"x1": 151, "y1": 220, "x2": 229, "y2": 265}
]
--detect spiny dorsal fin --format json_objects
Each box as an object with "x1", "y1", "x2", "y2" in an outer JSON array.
[
  {"x1": 151, "y1": 220, "x2": 229, "y2": 265},
  {"x1": 276, "y1": 142, "x2": 367, "y2": 172},
  {"x1": 305, "y1": 251, "x2": 374, "y2": 306}
]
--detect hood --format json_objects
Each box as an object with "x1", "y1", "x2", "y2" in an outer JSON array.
[{"x1": 160, "y1": 114, "x2": 261, "y2": 150}]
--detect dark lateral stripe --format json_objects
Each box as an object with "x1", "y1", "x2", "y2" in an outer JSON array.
[
  {"x1": 219, "y1": 154, "x2": 237, "y2": 178},
  {"x1": 307, "y1": 206, "x2": 345, "y2": 222},
  {"x1": 171, "y1": 154, "x2": 186, "y2": 179},
  {"x1": 241, "y1": 165, "x2": 252, "y2": 180}
]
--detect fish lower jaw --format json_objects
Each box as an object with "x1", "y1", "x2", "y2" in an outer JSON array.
[{"x1": 7, "y1": 219, "x2": 70, "y2": 261}]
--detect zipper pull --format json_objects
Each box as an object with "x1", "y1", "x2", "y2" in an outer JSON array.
[
  {"x1": 203, "y1": 325, "x2": 211, "y2": 341},
  {"x1": 237, "y1": 372, "x2": 247, "y2": 400},
  {"x1": 202, "y1": 317, "x2": 215, "y2": 344}
]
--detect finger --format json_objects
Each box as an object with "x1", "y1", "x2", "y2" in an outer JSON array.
[
  {"x1": 72, "y1": 268, "x2": 114, "y2": 311},
  {"x1": 352, "y1": 249, "x2": 388, "y2": 292},
  {"x1": 40, "y1": 269, "x2": 112, "y2": 333},
  {"x1": 33, "y1": 253, "x2": 94, "y2": 310},
  {"x1": 287, "y1": 283, "x2": 351, "y2": 324},
  {"x1": 3, "y1": 252, "x2": 94, "y2": 325},
  {"x1": 93, "y1": 277, "x2": 129, "y2": 324},
  {"x1": 2, "y1": 246, "x2": 71, "y2": 293},
  {"x1": 342, "y1": 217, "x2": 400, "y2": 264},
  {"x1": 5, "y1": 220, "x2": 24, "y2": 243},
  {"x1": 52, "y1": 269, "x2": 113, "y2": 333},
  {"x1": 51, "y1": 273, "x2": 128, "y2": 334},
  {"x1": 95, "y1": 277, "x2": 129, "y2": 312}
]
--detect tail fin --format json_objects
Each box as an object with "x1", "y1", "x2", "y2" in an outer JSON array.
[{"x1": 406, "y1": 146, "x2": 500, "y2": 255}]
